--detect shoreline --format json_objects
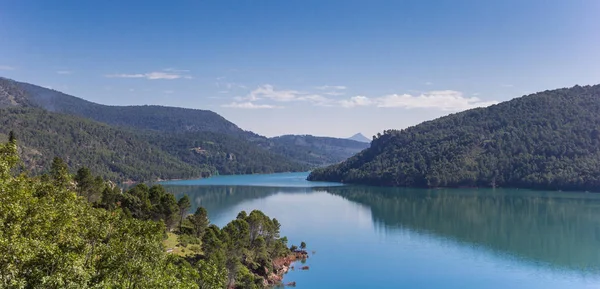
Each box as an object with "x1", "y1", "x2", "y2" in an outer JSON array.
[{"x1": 268, "y1": 250, "x2": 309, "y2": 287}]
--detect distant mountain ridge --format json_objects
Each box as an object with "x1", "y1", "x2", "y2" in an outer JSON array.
[
  {"x1": 309, "y1": 84, "x2": 600, "y2": 192},
  {"x1": 0, "y1": 77, "x2": 367, "y2": 180},
  {"x1": 8, "y1": 79, "x2": 246, "y2": 135},
  {"x1": 348, "y1": 133, "x2": 370, "y2": 143}
]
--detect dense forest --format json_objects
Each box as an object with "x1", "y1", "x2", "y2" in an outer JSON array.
[
  {"x1": 266, "y1": 134, "x2": 369, "y2": 166},
  {"x1": 0, "y1": 137, "x2": 306, "y2": 288},
  {"x1": 309, "y1": 84, "x2": 600, "y2": 192},
  {"x1": 0, "y1": 77, "x2": 367, "y2": 177},
  {"x1": 0, "y1": 107, "x2": 307, "y2": 181}
]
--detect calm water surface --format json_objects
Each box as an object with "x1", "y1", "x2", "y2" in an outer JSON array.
[{"x1": 162, "y1": 172, "x2": 600, "y2": 289}]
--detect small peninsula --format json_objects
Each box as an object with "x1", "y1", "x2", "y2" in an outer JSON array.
[{"x1": 0, "y1": 137, "x2": 308, "y2": 288}]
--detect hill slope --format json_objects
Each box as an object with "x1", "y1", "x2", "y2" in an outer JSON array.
[
  {"x1": 1, "y1": 77, "x2": 366, "y2": 167},
  {"x1": 267, "y1": 134, "x2": 369, "y2": 166},
  {"x1": 308, "y1": 84, "x2": 600, "y2": 192},
  {"x1": 0, "y1": 107, "x2": 203, "y2": 181},
  {"x1": 0, "y1": 107, "x2": 307, "y2": 181},
  {"x1": 3, "y1": 78, "x2": 246, "y2": 135}
]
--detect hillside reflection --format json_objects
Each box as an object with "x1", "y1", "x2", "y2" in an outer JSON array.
[
  {"x1": 162, "y1": 183, "x2": 600, "y2": 274},
  {"x1": 323, "y1": 186, "x2": 600, "y2": 274},
  {"x1": 162, "y1": 185, "x2": 319, "y2": 218}
]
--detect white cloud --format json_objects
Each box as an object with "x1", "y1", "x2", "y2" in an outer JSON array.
[
  {"x1": 56, "y1": 70, "x2": 72, "y2": 75},
  {"x1": 323, "y1": 91, "x2": 346, "y2": 96},
  {"x1": 502, "y1": 84, "x2": 514, "y2": 87},
  {"x1": 315, "y1": 85, "x2": 347, "y2": 90},
  {"x1": 105, "y1": 69, "x2": 192, "y2": 80},
  {"x1": 297, "y1": 94, "x2": 336, "y2": 106},
  {"x1": 340, "y1": 96, "x2": 373, "y2": 108},
  {"x1": 247, "y1": 84, "x2": 301, "y2": 102},
  {"x1": 218, "y1": 90, "x2": 229, "y2": 94},
  {"x1": 339, "y1": 90, "x2": 498, "y2": 111},
  {"x1": 222, "y1": 102, "x2": 281, "y2": 109},
  {"x1": 0, "y1": 65, "x2": 15, "y2": 70},
  {"x1": 129, "y1": 88, "x2": 135, "y2": 92},
  {"x1": 424, "y1": 81, "x2": 433, "y2": 85}
]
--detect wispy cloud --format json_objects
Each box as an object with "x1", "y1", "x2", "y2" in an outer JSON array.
[
  {"x1": 501, "y1": 84, "x2": 514, "y2": 87},
  {"x1": 424, "y1": 81, "x2": 433, "y2": 85},
  {"x1": 323, "y1": 91, "x2": 346, "y2": 96},
  {"x1": 339, "y1": 90, "x2": 498, "y2": 111},
  {"x1": 56, "y1": 70, "x2": 72, "y2": 75},
  {"x1": 221, "y1": 84, "x2": 496, "y2": 112},
  {"x1": 246, "y1": 84, "x2": 301, "y2": 102},
  {"x1": 0, "y1": 65, "x2": 15, "y2": 70},
  {"x1": 215, "y1": 79, "x2": 247, "y2": 90},
  {"x1": 340, "y1": 96, "x2": 372, "y2": 108},
  {"x1": 222, "y1": 102, "x2": 281, "y2": 109},
  {"x1": 105, "y1": 69, "x2": 192, "y2": 80},
  {"x1": 297, "y1": 94, "x2": 336, "y2": 106}
]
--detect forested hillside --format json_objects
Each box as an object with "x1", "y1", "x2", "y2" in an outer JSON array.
[
  {"x1": 266, "y1": 135, "x2": 369, "y2": 166},
  {"x1": 0, "y1": 107, "x2": 307, "y2": 181},
  {"x1": 0, "y1": 77, "x2": 366, "y2": 168},
  {"x1": 309, "y1": 84, "x2": 600, "y2": 192}
]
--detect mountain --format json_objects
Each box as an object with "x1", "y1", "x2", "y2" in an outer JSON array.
[
  {"x1": 267, "y1": 135, "x2": 369, "y2": 166},
  {"x1": 0, "y1": 77, "x2": 366, "y2": 168},
  {"x1": 308, "y1": 84, "x2": 600, "y2": 192},
  {"x1": 0, "y1": 107, "x2": 306, "y2": 181},
  {"x1": 0, "y1": 77, "x2": 368, "y2": 180},
  {"x1": 0, "y1": 107, "x2": 204, "y2": 181},
  {"x1": 348, "y1": 133, "x2": 370, "y2": 143},
  {"x1": 5, "y1": 78, "x2": 246, "y2": 135}
]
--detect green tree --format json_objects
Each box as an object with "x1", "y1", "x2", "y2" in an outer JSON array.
[
  {"x1": 188, "y1": 206, "x2": 210, "y2": 238},
  {"x1": 177, "y1": 194, "x2": 191, "y2": 232},
  {"x1": 8, "y1": 130, "x2": 16, "y2": 143},
  {"x1": 50, "y1": 156, "x2": 70, "y2": 188},
  {"x1": 0, "y1": 140, "x2": 198, "y2": 288},
  {"x1": 197, "y1": 259, "x2": 227, "y2": 289},
  {"x1": 300, "y1": 241, "x2": 306, "y2": 251},
  {"x1": 74, "y1": 166, "x2": 105, "y2": 202}
]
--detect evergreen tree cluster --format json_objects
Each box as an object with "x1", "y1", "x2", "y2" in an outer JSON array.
[
  {"x1": 309, "y1": 84, "x2": 600, "y2": 192},
  {"x1": 0, "y1": 107, "x2": 308, "y2": 182},
  {"x1": 0, "y1": 137, "x2": 300, "y2": 288}
]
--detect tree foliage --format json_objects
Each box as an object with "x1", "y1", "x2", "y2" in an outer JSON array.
[
  {"x1": 0, "y1": 139, "x2": 198, "y2": 288},
  {"x1": 201, "y1": 210, "x2": 291, "y2": 288},
  {"x1": 0, "y1": 107, "x2": 308, "y2": 182},
  {"x1": 309, "y1": 84, "x2": 600, "y2": 192}
]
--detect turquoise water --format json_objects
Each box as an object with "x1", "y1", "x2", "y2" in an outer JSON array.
[
  {"x1": 162, "y1": 173, "x2": 600, "y2": 288},
  {"x1": 160, "y1": 172, "x2": 343, "y2": 187}
]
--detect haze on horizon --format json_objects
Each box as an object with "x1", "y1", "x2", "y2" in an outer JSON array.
[{"x1": 1, "y1": 1, "x2": 599, "y2": 138}]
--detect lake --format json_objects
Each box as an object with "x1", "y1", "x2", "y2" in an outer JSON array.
[{"x1": 161, "y1": 172, "x2": 600, "y2": 289}]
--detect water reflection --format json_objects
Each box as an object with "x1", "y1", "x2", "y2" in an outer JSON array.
[
  {"x1": 323, "y1": 186, "x2": 600, "y2": 274},
  {"x1": 162, "y1": 185, "x2": 323, "y2": 219},
  {"x1": 162, "y1": 182, "x2": 600, "y2": 276}
]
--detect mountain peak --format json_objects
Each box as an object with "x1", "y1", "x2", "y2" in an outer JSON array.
[{"x1": 348, "y1": 133, "x2": 370, "y2": 143}]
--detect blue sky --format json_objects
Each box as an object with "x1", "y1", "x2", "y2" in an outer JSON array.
[{"x1": 1, "y1": 1, "x2": 599, "y2": 138}]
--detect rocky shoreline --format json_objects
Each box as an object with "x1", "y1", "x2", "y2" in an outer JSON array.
[{"x1": 265, "y1": 250, "x2": 309, "y2": 287}]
